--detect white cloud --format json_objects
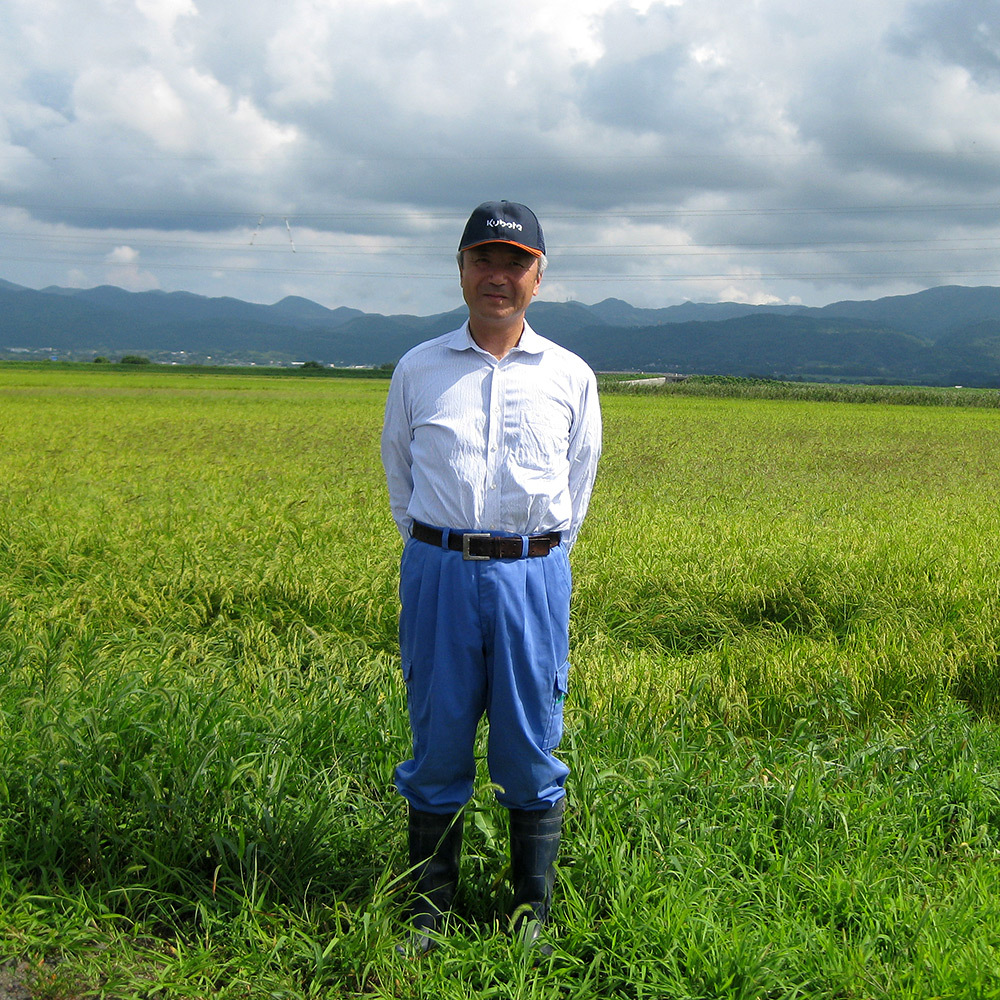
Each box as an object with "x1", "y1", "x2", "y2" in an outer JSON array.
[
  {"x1": 104, "y1": 244, "x2": 160, "y2": 290},
  {"x1": 72, "y1": 62, "x2": 297, "y2": 159},
  {"x1": 135, "y1": 0, "x2": 197, "y2": 35},
  {"x1": 718, "y1": 286, "x2": 788, "y2": 307},
  {"x1": 107, "y1": 245, "x2": 139, "y2": 264},
  {"x1": 2, "y1": 0, "x2": 1000, "y2": 313}
]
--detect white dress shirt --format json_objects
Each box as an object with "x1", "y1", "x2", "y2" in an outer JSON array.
[{"x1": 381, "y1": 321, "x2": 602, "y2": 549}]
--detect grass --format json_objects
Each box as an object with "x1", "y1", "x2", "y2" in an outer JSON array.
[{"x1": 1, "y1": 366, "x2": 1000, "y2": 997}]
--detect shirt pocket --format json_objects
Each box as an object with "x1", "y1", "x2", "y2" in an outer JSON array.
[{"x1": 515, "y1": 400, "x2": 570, "y2": 472}]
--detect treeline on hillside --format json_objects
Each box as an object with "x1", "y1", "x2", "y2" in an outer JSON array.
[
  {"x1": 6, "y1": 279, "x2": 1000, "y2": 385},
  {"x1": 602, "y1": 374, "x2": 1000, "y2": 407}
]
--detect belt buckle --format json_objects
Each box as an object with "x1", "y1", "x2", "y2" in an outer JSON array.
[{"x1": 462, "y1": 532, "x2": 491, "y2": 561}]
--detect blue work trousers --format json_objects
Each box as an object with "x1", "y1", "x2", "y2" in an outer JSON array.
[{"x1": 394, "y1": 533, "x2": 572, "y2": 814}]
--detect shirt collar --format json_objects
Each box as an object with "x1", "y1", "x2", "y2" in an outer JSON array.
[
  {"x1": 446, "y1": 320, "x2": 546, "y2": 356},
  {"x1": 513, "y1": 321, "x2": 546, "y2": 355}
]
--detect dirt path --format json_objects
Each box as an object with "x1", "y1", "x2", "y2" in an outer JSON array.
[{"x1": 0, "y1": 962, "x2": 31, "y2": 1000}]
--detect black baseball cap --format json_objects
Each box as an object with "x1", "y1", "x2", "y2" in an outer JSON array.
[{"x1": 458, "y1": 201, "x2": 545, "y2": 257}]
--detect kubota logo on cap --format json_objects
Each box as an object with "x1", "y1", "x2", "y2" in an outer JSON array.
[{"x1": 486, "y1": 218, "x2": 523, "y2": 232}]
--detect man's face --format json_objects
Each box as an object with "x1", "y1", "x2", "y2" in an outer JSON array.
[{"x1": 459, "y1": 243, "x2": 542, "y2": 327}]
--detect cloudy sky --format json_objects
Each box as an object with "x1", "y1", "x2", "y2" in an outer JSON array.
[{"x1": 3, "y1": 0, "x2": 1000, "y2": 315}]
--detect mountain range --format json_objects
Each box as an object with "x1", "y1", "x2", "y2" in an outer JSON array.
[{"x1": 4, "y1": 277, "x2": 1000, "y2": 386}]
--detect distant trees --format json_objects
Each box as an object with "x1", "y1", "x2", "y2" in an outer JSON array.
[{"x1": 119, "y1": 355, "x2": 151, "y2": 365}]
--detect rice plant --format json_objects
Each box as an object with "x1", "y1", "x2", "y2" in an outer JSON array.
[{"x1": 1, "y1": 367, "x2": 999, "y2": 998}]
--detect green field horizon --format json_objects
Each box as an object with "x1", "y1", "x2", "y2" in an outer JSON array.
[{"x1": 1, "y1": 367, "x2": 998, "y2": 999}]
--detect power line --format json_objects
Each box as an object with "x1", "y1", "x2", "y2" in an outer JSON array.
[
  {"x1": 5, "y1": 229, "x2": 1000, "y2": 258},
  {"x1": 4, "y1": 197, "x2": 1000, "y2": 286},
  {"x1": 6, "y1": 201, "x2": 1000, "y2": 223},
  {"x1": 3, "y1": 250, "x2": 999, "y2": 283}
]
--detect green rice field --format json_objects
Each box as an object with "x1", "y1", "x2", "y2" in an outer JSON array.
[{"x1": 1, "y1": 366, "x2": 999, "y2": 998}]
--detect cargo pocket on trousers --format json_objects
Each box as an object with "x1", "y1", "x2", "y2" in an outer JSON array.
[{"x1": 542, "y1": 660, "x2": 570, "y2": 750}]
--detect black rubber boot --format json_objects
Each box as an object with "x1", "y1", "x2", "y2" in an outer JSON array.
[
  {"x1": 396, "y1": 807, "x2": 463, "y2": 957},
  {"x1": 509, "y1": 797, "x2": 565, "y2": 953}
]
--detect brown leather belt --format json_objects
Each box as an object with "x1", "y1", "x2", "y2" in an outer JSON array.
[{"x1": 410, "y1": 521, "x2": 561, "y2": 560}]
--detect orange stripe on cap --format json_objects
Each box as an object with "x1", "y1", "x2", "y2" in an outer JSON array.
[{"x1": 461, "y1": 238, "x2": 543, "y2": 257}]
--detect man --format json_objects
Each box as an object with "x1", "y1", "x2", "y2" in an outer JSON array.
[{"x1": 381, "y1": 200, "x2": 601, "y2": 956}]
